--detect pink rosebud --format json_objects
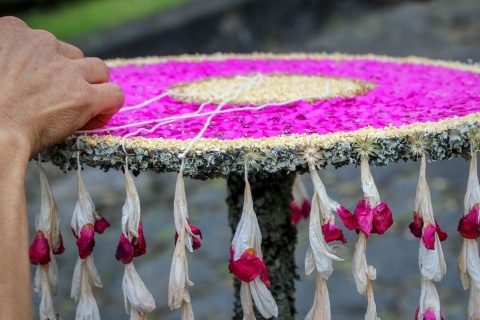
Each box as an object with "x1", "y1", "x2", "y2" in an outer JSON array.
[
  {"x1": 76, "y1": 223, "x2": 95, "y2": 259},
  {"x1": 458, "y1": 203, "x2": 480, "y2": 239},
  {"x1": 301, "y1": 199, "x2": 311, "y2": 219},
  {"x1": 337, "y1": 205, "x2": 357, "y2": 231},
  {"x1": 321, "y1": 221, "x2": 347, "y2": 244},
  {"x1": 53, "y1": 234, "x2": 65, "y2": 255},
  {"x1": 115, "y1": 233, "x2": 134, "y2": 264},
  {"x1": 229, "y1": 247, "x2": 269, "y2": 286},
  {"x1": 175, "y1": 220, "x2": 202, "y2": 250},
  {"x1": 422, "y1": 223, "x2": 437, "y2": 250},
  {"x1": 29, "y1": 230, "x2": 51, "y2": 265},
  {"x1": 372, "y1": 201, "x2": 393, "y2": 235},
  {"x1": 132, "y1": 221, "x2": 147, "y2": 257},
  {"x1": 409, "y1": 212, "x2": 423, "y2": 238},
  {"x1": 94, "y1": 212, "x2": 111, "y2": 234},
  {"x1": 353, "y1": 198, "x2": 374, "y2": 237}
]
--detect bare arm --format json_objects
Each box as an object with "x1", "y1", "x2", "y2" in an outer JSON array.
[{"x1": 0, "y1": 16, "x2": 124, "y2": 319}]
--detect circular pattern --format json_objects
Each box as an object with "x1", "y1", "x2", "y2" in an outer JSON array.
[
  {"x1": 171, "y1": 74, "x2": 374, "y2": 105},
  {"x1": 41, "y1": 54, "x2": 480, "y2": 177}
]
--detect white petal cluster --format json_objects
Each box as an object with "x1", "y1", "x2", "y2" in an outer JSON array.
[
  {"x1": 168, "y1": 168, "x2": 197, "y2": 318},
  {"x1": 33, "y1": 162, "x2": 62, "y2": 320},
  {"x1": 71, "y1": 256, "x2": 102, "y2": 320},
  {"x1": 122, "y1": 168, "x2": 156, "y2": 319},
  {"x1": 71, "y1": 169, "x2": 96, "y2": 236},
  {"x1": 458, "y1": 152, "x2": 480, "y2": 319},
  {"x1": 70, "y1": 168, "x2": 103, "y2": 320},
  {"x1": 415, "y1": 156, "x2": 446, "y2": 320},
  {"x1": 231, "y1": 180, "x2": 278, "y2": 319}
]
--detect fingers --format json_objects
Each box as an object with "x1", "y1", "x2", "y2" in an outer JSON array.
[
  {"x1": 81, "y1": 83, "x2": 124, "y2": 130},
  {"x1": 59, "y1": 41, "x2": 84, "y2": 59},
  {"x1": 73, "y1": 57, "x2": 111, "y2": 84}
]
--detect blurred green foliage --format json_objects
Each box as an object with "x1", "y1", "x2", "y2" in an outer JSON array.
[{"x1": 10, "y1": 0, "x2": 192, "y2": 41}]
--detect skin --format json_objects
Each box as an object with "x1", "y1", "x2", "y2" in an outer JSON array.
[{"x1": 0, "y1": 16, "x2": 124, "y2": 319}]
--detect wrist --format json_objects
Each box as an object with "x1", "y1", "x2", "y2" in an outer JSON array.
[{"x1": 0, "y1": 128, "x2": 31, "y2": 177}]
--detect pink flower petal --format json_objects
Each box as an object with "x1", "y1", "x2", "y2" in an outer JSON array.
[
  {"x1": 132, "y1": 221, "x2": 146, "y2": 257},
  {"x1": 372, "y1": 201, "x2": 393, "y2": 235},
  {"x1": 422, "y1": 223, "x2": 437, "y2": 250},
  {"x1": 260, "y1": 263, "x2": 271, "y2": 288},
  {"x1": 76, "y1": 224, "x2": 95, "y2": 259},
  {"x1": 458, "y1": 203, "x2": 480, "y2": 239},
  {"x1": 321, "y1": 221, "x2": 347, "y2": 244},
  {"x1": 229, "y1": 247, "x2": 267, "y2": 283},
  {"x1": 337, "y1": 205, "x2": 357, "y2": 231},
  {"x1": 175, "y1": 220, "x2": 202, "y2": 250},
  {"x1": 435, "y1": 221, "x2": 448, "y2": 242},
  {"x1": 115, "y1": 233, "x2": 134, "y2": 264},
  {"x1": 409, "y1": 212, "x2": 423, "y2": 238},
  {"x1": 29, "y1": 230, "x2": 51, "y2": 265},
  {"x1": 301, "y1": 199, "x2": 311, "y2": 219},
  {"x1": 289, "y1": 201, "x2": 303, "y2": 224},
  {"x1": 424, "y1": 308, "x2": 441, "y2": 320},
  {"x1": 353, "y1": 198, "x2": 374, "y2": 237},
  {"x1": 94, "y1": 215, "x2": 111, "y2": 234}
]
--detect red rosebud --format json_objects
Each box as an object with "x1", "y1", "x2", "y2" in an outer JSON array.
[
  {"x1": 337, "y1": 205, "x2": 357, "y2": 231},
  {"x1": 53, "y1": 234, "x2": 65, "y2": 255},
  {"x1": 353, "y1": 198, "x2": 374, "y2": 237},
  {"x1": 132, "y1": 221, "x2": 146, "y2": 257},
  {"x1": 115, "y1": 233, "x2": 134, "y2": 264},
  {"x1": 458, "y1": 204, "x2": 480, "y2": 239},
  {"x1": 175, "y1": 220, "x2": 202, "y2": 250},
  {"x1": 422, "y1": 223, "x2": 437, "y2": 250},
  {"x1": 301, "y1": 199, "x2": 311, "y2": 220},
  {"x1": 94, "y1": 215, "x2": 111, "y2": 234},
  {"x1": 229, "y1": 247, "x2": 269, "y2": 286},
  {"x1": 29, "y1": 230, "x2": 51, "y2": 265},
  {"x1": 76, "y1": 224, "x2": 95, "y2": 259},
  {"x1": 321, "y1": 221, "x2": 347, "y2": 244},
  {"x1": 372, "y1": 201, "x2": 393, "y2": 235},
  {"x1": 409, "y1": 212, "x2": 423, "y2": 238}
]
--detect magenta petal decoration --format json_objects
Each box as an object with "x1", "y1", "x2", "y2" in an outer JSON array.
[
  {"x1": 372, "y1": 201, "x2": 393, "y2": 235},
  {"x1": 29, "y1": 230, "x2": 51, "y2": 265},
  {"x1": 353, "y1": 198, "x2": 374, "y2": 237},
  {"x1": 76, "y1": 223, "x2": 96, "y2": 259},
  {"x1": 321, "y1": 221, "x2": 347, "y2": 244},
  {"x1": 133, "y1": 221, "x2": 147, "y2": 257},
  {"x1": 337, "y1": 205, "x2": 357, "y2": 231},
  {"x1": 409, "y1": 212, "x2": 424, "y2": 238},
  {"x1": 52, "y1": 233, "x2": 65, "y2": 255},
  {"x1": 94, "y1": 215, "x2": 111, "y2": 234},
  {"x1": 115, "y1": 233, "x2": 134, "y2": 264},
  {"x1": 458, "y1": 203, "x2": 480, "y2": 239},
  {"x1": 229, "y1": 247, "x2": 269, "y2": 286},
  {"x1": 422, "y1": 223, "x2": 437, "y2": 250}
]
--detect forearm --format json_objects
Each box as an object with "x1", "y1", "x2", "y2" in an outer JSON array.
[{"x1": 0, "y1": 132, "x2": 32, "y2": 319}]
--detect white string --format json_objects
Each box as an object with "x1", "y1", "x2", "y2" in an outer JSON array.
[{"x1": 76, "y1": 137, "x2": 81, "y2": 170}]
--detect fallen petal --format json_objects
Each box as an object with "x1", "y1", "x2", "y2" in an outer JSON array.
[{"x1": 29, "y1": 230, "x2": 51, "y2": 265}]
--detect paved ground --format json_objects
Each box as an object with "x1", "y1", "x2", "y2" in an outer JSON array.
[{"x1": 27, "y1": 0, "x2": 480, "y2": 319}]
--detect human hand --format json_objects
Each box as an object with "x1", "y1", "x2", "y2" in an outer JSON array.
[{"x1": 0, "y1": 16, "x2": 124, "y2": 158}]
